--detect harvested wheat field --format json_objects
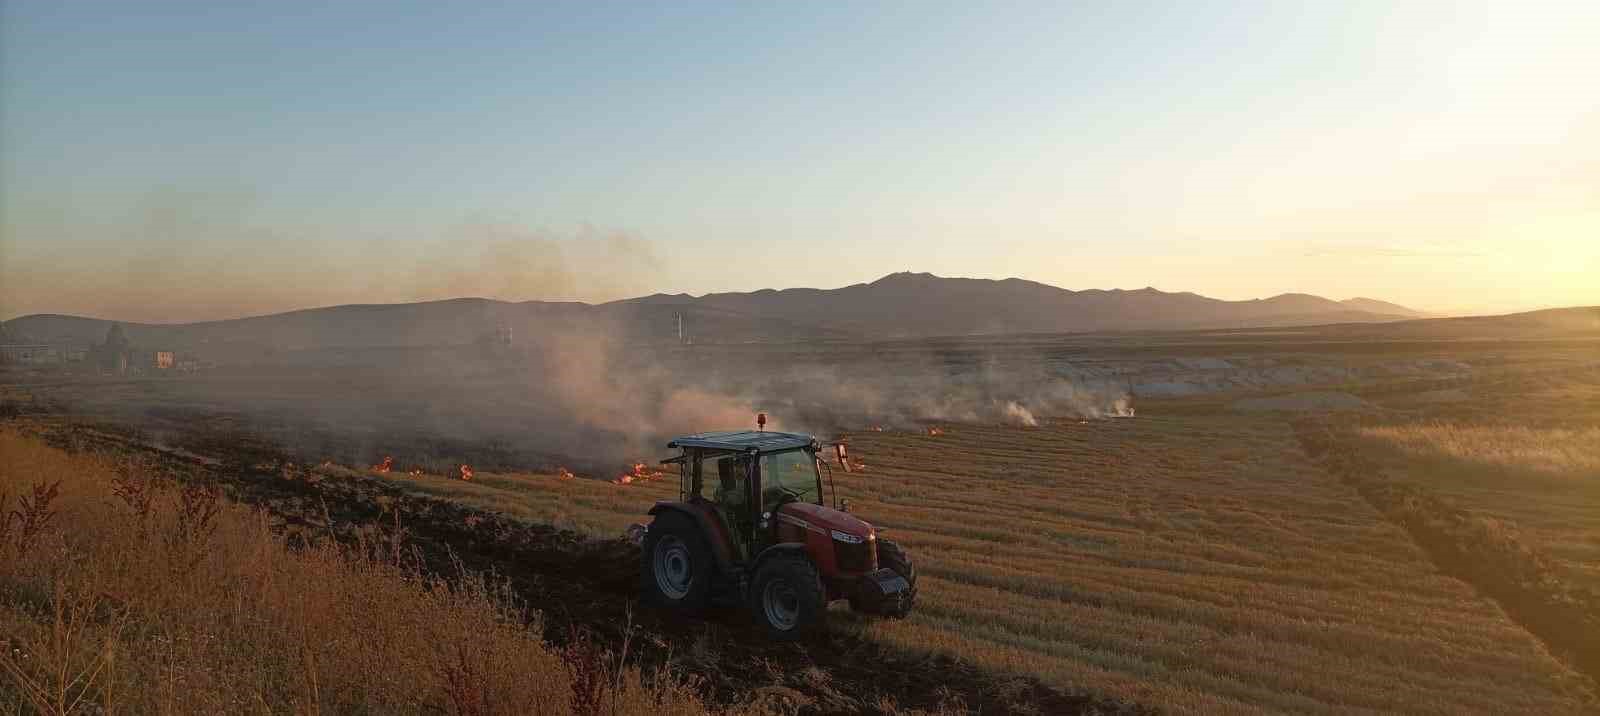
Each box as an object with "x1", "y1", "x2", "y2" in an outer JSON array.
[
  {"x1": 354, "y1": 410, "x2": 1596, "y2": 714},
  {"x1": 835, "y1": 416, "x2": 1592, "y2": 713},
  {"x1": 1348, "y1": 371, "x2": 1600, "y2": 590}
]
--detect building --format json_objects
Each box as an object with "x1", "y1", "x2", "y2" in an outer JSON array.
[
  {"x1": 153, "y1": 351, "x2": 175, "y2": 370},
  {"x1": 0, "y1": 345, "x2": 58, "y2": 365}
]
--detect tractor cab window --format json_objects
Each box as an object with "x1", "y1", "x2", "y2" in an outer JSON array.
[
  {"x1": 694, "y1": 452, "x2": 754, "y2": 555},
  {"x1": 760, "y1": 449, "x2": 821, "y2": 511},
  {"x1": 709, "y1": 455, "x2": 747, "y2": 511}
]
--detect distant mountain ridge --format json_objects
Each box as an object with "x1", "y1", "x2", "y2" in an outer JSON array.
[
  {"x1": 3, "y1": 272, "x2": 1448, "y2": 354},
  {"x1": 619, "y1": 272, "x2": 1431, "y2": 336}
]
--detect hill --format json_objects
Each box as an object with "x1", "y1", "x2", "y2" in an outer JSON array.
[
  {"x1": 1, "y1": 272, "x2": 1448, "y2": 353},
  {"x1": 1317, "y1": 305, "x2": 1600, "y2": 340},
  {"x1": 1340, "y1": 297, "x2": 1432, "y2": 318},
  {"x1": 619, "y1": 272, "x2": 1423, "y2": 336}
]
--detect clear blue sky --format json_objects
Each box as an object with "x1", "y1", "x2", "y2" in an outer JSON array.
[{"x1": 3, "y1": 1, "x2": 1596, "y2": 321}]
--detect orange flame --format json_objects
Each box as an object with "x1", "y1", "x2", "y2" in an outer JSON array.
[
  {"x1": 557, "y1": 467, "x2": 575, "y2": 480},
  {"x1": 927, "y1": 427, "x2": 944, "y2": 436},
  {"x1": 871, "y1": 425, "x2": 884, "y2": 432},
  {"x1": 372, "y1": 456, "x2": 393, "y2": 473},
  {"x1": 614, "y1": 460, "x2": 668, "y2": 485},
  {"x1": 460, "y1": 464, "x2": 474, "y2": 481}
]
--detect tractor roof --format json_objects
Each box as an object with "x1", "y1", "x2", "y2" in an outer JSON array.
[{"x1": 668, "y1": 430, "x2": 816, "y2": 453}]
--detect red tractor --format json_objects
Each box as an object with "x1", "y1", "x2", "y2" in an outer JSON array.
[{"x1": 633, "y1": 430, "x2": 916, "y2": 638}]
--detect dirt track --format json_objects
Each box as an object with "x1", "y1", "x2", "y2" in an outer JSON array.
[{"x1": 19, "y1": 414, "x2": 1150, "y2": 716}]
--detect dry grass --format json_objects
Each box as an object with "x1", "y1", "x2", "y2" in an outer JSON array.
[
  {"x1": 1300, "y1": 419, "x2": 1600, "y2": 694},
  {"x1": 0, "y1": 432, "x2": 758, "y2": 716},
  {"x1": 1347, "y1": 372, "x2": 1600, "y2": 590},
  {"x1": 356, "y1": 413, "x2": 1596, "y2": 713},
  {"x1": 1357, "y1": 423, "x2": 1600, "y2": 477}
]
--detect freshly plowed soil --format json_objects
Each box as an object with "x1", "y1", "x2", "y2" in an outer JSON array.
[{"x1": 23, "y1": 416, "x2": 1150, "y2": 715}]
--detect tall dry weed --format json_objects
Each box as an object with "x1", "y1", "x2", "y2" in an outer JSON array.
[{"x1": 0, "y1": 432, "x2": 751, "y2": 715}]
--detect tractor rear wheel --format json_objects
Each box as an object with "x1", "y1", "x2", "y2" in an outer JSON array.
[
  {"x1": 640, "y1": 515, "x2": 712, "y2": 609},
  {"x1": 749, "y1": 554, "x2": 825, "y2": 640}
]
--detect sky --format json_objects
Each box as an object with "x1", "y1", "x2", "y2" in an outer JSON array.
[{"x1": 2, "y1": 1, "x2": 1596, "y2": 322}]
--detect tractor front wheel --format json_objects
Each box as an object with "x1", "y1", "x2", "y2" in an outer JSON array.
[
  {"x1": 875, "y1": 539, "x2": 917, "y2": 618},
  {"x1": 640, "y1": 515, "x2": 712, "y2": 609},
  {"x1": 749, "y1": 554, "x2": 825, "y2": 640},
  {"x1": 850, "y1": 539, "x2": 918, "y2": 617}
]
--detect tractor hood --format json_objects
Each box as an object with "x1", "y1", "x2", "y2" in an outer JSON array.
[{"x1": 778, "y1": 502, "x2": 874, "y2": 539}]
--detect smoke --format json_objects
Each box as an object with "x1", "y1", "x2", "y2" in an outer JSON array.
[
  {"x1": 27, "y1": 321, "x2": 1134, "y2": 477},
  {"x1": 294, "y1": 322, "x2": 1140, "y2": 473},
  {"x1": 577, "y1": 346, "x2": 1137, "y2": 446},
  {"x1": 771, "y1": 360, "x2": 1134, "y2": 431},
  {"x1": 396, "y1": 223, "x2": 662, "y2": 305},
  {"x1": 19, "y1": 254, "x2": 1131, "y2": 478},
  {"x1": 0, "y1": 187, "x2": 668, "y2": 322}
]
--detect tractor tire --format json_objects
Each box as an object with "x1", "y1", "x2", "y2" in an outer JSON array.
[
  {"x1": 749, "y1": 553, "x2": 826, "y2": 640},
  {"x1": 875, "y1": 539, "x2": 918, "y2": 618},
  {"x1": 640, "y1": 514, "x2": 713, "y2": 609},
  {"x1": 851, "y1": 540, "x2": 915, "y2": 616}
]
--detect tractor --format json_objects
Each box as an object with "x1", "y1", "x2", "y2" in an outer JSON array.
[{"x1": 632, "y1": 430, "x2": 916, "y2": 638}]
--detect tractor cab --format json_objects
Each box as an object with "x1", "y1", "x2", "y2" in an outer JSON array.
[
  {"x1": 666, "y1": 431, "x2": 828, "y2": 560},
  {"x1": 636, "y1": 430, "x2": 917, "y2": 639}
]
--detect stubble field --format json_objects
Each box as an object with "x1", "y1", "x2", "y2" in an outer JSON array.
[
  {"x1": 5, "y1": 337, "x2": 1598, "y2": 714},
  {"x1": 367, "y1": 407, "x2": 1594, "y2": 713}
]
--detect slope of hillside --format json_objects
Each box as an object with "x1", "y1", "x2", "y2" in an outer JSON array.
[
  {"x1": 1319, "y1": 306, "x2": 1600, "y2": 339},
  {"x1": 1341, "y1": 297, "x2": 1432, "y2": 318}
]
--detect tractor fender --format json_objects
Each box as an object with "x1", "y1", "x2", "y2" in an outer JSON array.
[
  {"x1": 750, "y1": 542, "x2": 811, "y2": 577},
  {"x1": 648, "y1": 502, "x2": 735, "y2": 574}
]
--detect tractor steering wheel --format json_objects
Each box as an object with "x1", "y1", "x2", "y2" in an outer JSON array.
[{"x1": 774, "y1": 484, "x2": 806, "y2": 504}]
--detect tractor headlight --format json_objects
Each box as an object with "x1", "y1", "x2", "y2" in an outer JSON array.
[{"x1": 830, "y1": 529, "x2": 865, "y2": 544}]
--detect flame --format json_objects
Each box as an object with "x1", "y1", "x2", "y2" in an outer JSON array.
[
  {"x1": 407, "y1": 468, "x2": 423, "y2": 477},
  {"x1": 871, "y1": 425, "x2": 884, "y2": 432},
  {"x1": 557, "y1": 467, "x2": 575, "y2": 480},
  {"x1": 372, "y1": 456, "x2": 393, "y2": 473},
  {"x1": 926, "y1": 427, "x2": 944, "y2": 436},
  {"x1": 460, "y1": 464, "x2": 474, "y2": 481},
  {"x1": 613, "y1": 460, "x2": 666, "y2": 485}
]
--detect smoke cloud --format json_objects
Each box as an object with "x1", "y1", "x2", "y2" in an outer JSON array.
[{"x1": 31, "y1": 316, "x2": 1134, "y2": 480}]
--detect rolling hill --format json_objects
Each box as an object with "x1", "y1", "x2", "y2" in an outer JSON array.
[
  {"x1": 619, "y1": 272, "x2": 1427, "y2": 336},
  {"x1": 0, "y1": 272, "x2": 1462, "y2": 355}
]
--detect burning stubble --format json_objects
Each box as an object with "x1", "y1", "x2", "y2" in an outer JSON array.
[
  {"x1": 517, "y1": 332, "x2": 1137, "y2": 470},
  {"x1": 21, "y1": 312, "x2": 1134, "y2": 478}
]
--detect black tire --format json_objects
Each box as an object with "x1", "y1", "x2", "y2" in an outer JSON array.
[
  {"x1": 640, "y1": 514, "x2": 713, "y2": 609},
  {"x1": 875, "y1": 539, "x2": 917, "y2": 618},
  {"x1": 748, "y1": 553, "x2": 826, "y2": 640}
]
